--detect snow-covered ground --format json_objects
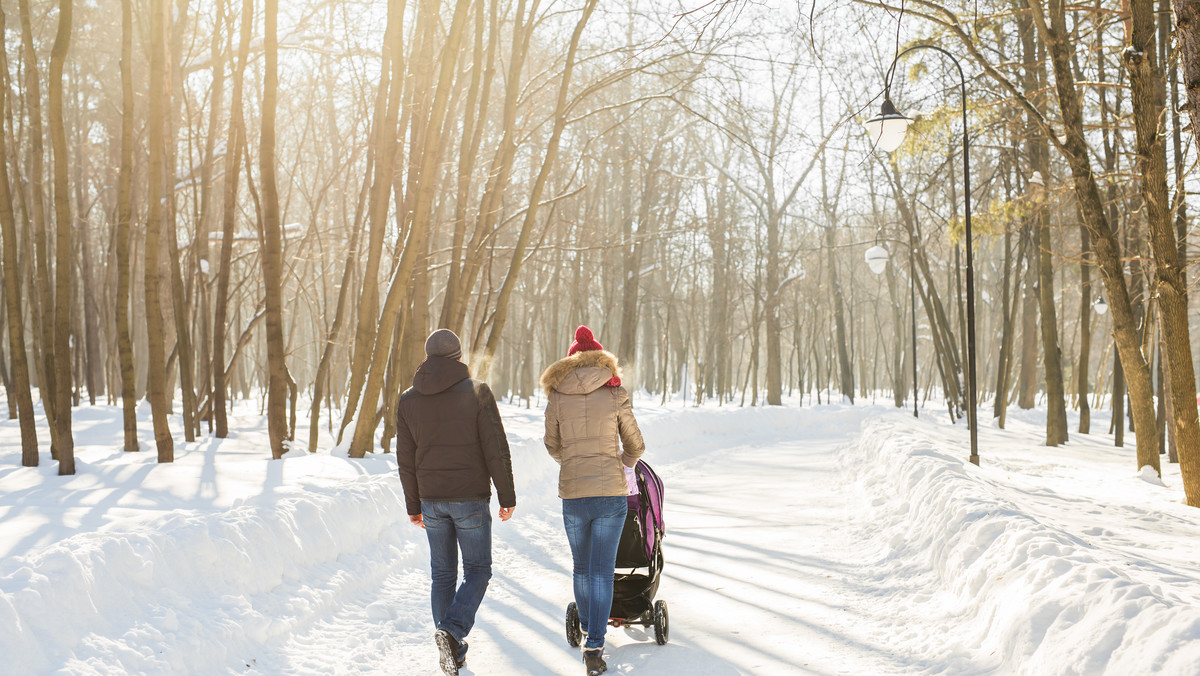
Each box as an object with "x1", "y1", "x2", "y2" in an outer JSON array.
[{"x1": 2, "y1": 395, "x2": 1198, "y2": 675}]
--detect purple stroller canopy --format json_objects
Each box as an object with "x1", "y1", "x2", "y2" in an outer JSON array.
[{"x1": 629, "y1": 460, "x2": 665, "y2": 562}]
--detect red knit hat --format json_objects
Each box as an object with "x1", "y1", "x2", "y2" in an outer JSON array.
[
  {"x1": 566, "y1": 325, "x2": 621, "y2": 387},
  {"x1": 568, "y1": 325, "x2": 604, "y2": 356}
]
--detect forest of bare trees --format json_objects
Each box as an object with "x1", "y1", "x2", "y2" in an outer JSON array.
[{"x1": 0, "y1": 0, "x2": 1198, "y2": 505}]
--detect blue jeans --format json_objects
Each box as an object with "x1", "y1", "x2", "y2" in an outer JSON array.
[
  {"x1": 423, "y1": 499, "x2": 492, "y2": 655},
  {"x1": 563, "y1": 495, "x2": 628, "y2": 650}
]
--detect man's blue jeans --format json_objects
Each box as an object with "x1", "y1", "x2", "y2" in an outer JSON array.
[
  {"x1": 423, "y1": 499, "x2": 492, "y2": 655},
  {"x1": 563, "y1": 495, "x2": 628, "y2": 650}
]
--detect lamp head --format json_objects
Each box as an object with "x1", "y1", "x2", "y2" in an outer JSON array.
[
  {"x1": 864, "y1": 96, "x2": 912, "y2": 153},
  {"x1": 865, "y1": 245, "x2": 890, "y2": 275}
]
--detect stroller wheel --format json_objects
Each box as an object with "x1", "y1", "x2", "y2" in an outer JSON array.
[
  {"x1": 653, "y1": 600, "x2": 669, "y2": 645},
  {"x1": 566, "y1": 602, "x2": 582, "y2": 647}
]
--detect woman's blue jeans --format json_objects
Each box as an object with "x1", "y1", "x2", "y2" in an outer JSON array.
[
  {"x1": 562, "y1": 495, "x2": 628, "y2": 650},
  {"x1": 422, "y1": 499, "x2": 492, "y2": 653}
]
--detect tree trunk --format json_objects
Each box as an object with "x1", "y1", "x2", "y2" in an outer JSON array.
[
  {"x1": 1019, "y1": 8, "x2": 1067, "y2": 445},
  {"x1": 18, "y1": 0, "x2": 59, "y2": 455},
  {"x1": 1077, "y1": 225, "x2": 1092, "y2": 433},
  {"x1": 1032, "y1": 183, "x2": 1068, "y2": 445},
  {"x1": 1129, "y1": 0, "x2": 1199, "y2": 501},
  {"x1": 74, "y1": 143, "x2": 101, "y2": 406},
  {"x1": 0, "y1": 6, "x2": 37, "y2": 466},
  {"x1": 706, "y1": 166, "x2": 732, "y2": 404},
  {"x1": 1157, "y1": 343, "x2": 1170, "y2": 457},
  {"x1": 885, "y1": 248, "x2": 908, "y2": 410},
  {"x1": 995, "y1": 218, "x2": 1027, "y2": 426},
  {"x1": 1017, "y1": 223, "x2": 1039, "y2": 409},
  {"x1": 993, "y1": 226, "x2": 1013, "y2": 422},
  {"x1": 260, "y1": 0, "x2": 289, "y2": 459},
  {"x1": 1169, "y1": 0, "x2": 1188, "y2": 310},
  {"x1": 115, "y1": 0, "x2": 137, "y2": 451},
  {"x1": 823, "y1": 224, "x2": 853, "y2": 404},
  {"x1": 212, "y1": 0, "x2": 253, "y2": 439},
  {"x1": 145, "y1": 0, "x2": 175, "y2": 462},
  {"x1": 0, "y1": 327, "x2": 13, "y2": 419},
  {"x1": 1097, "y1": 15, "x2": 1127, "y2": 448},
  {"x1": 1113, "y1": 351, "x2": 1126, "y2": 446},
  {"x1": 48, "y1": 0, "x2": 74, "y2": 474},
  {"x1": 194, "y1": 0, "x2": 227, "y2": 433},
  {"x1": 165, "y1": 17, "x2": 197, "y2": 443},
  {"x1": 764, "y1": 211, "x2": 783, "y2": 406}
]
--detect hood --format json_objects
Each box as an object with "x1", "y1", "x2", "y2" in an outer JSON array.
[
  {"x1": 412, "y1": 356, "x2": 471, "y2": 395},
  {"x1": 540, "y1": 350, "x2": 620, "y2": 395}
]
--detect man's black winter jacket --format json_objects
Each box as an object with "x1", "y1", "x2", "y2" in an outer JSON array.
[{"x1": 395, "y1": 356, "x2": 516, "y2": 516}]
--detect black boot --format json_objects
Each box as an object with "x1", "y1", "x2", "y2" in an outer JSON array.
[
  {"x1": 583, "y1": 648, "x2": 607, "y2": 676},
  {"x1": 435, "y1": 629, "x2": 460, "y2": 676},
  {"x1": 456, "y1": 640, "x2": 468, "y2": 670}
]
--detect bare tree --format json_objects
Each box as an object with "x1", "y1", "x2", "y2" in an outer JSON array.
[
  {"x1": 17, "y1": 0, "x2": 59, "y2": 456},
  {"x1": 48, "y1": 0, "x2": 75, "y2": 474},
  {"x1": 338, "y1": 0, "x2": 408, "y2": 444},
  {"x1": 1127, "y1": 0, "x2": 1200, "y2": 502},
  {"x1": 145, "y1": 0, "x2": 175, "y2": 462},
  {"x1": 346, "y1": 0, "x2": 471, "y2": 458},
  {"x1": 0, "y1": 5, "x2": 38, "y2": 467},
  {"x1": 114, "y1": 0, "x2": 138, "y2": 452},
  {"x1": 259, "y1": 0, "x2": 290, "y2": 459},
  {"x1": 213, "y1": 0, "x2": 253, "y2": 439}
]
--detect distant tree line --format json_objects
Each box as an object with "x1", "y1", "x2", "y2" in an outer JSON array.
[{"x1": 0, "y1": 0, "x2": 1197, "y2": 506}]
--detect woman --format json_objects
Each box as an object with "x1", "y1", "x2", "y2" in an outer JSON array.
[{"x1": 541, "y1": 325, "x2": 645, "y2": 676}]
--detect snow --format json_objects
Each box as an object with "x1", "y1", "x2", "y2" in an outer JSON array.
[{"x1": 1, "y1": 396, "x2": 1198, "y2": 675}]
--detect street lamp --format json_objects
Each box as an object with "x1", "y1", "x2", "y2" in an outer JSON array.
[
  {"x1": 864, "y1": 245, "x2": 890, "y2": 274},
  {"x1": 864, "y1": 95, "x2": 913, "y2": 153},
  {"x1": 867, "y1": 44, "x2": 979, "y2": 465},
  {"x1": 865, "y1": 240, "x2": 920, "y2": 418}
]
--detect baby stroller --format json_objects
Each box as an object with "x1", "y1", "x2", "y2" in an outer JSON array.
[{"x1": 565, "y1": 459, "x2": 668, "y2": 646}]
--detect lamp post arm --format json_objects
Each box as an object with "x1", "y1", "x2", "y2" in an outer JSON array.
[{"x1": 888, "y1": 44, "x2": 966, "y2": 97}]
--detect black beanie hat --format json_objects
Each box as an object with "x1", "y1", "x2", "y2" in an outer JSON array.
[{"x1": 424, "y1": 329, "x2": 462, "y2": 360}]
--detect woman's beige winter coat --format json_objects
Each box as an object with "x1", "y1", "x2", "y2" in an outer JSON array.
[{"x1": 540, "y1": 350, "x2": 645, "y2": 499}]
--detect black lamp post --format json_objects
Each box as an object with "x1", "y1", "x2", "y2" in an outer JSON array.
[
  {"x1": 865, "y1": 45, "x2": 979, "y2": 465},
  {"x1": 864, "y1": 239, "x2": 919, "y2": 418}
]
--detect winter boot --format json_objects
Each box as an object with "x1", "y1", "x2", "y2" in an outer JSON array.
[
  {"x1": 456, "y1": 640, "x2": 468, "y2": 670},
  {"x1": 583, "y1": 647, "x2": 607, "y2": 676},
  {"x1": 435, "y1": 629, "x2": 460, "y2": 676}
]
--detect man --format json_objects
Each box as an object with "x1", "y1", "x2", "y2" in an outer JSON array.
[{"x1": 396, "y1": 329, "x2": 517, "y2": 676}]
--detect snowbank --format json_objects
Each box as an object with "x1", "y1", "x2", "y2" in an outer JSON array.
[
  {"x1": 1, "y1": 476, "x2": 416, "y2": 674},
  {"x1": 848, "y1": 414, "x2": 1200, "y2": 675}
]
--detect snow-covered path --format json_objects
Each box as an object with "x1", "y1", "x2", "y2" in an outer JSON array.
[
  {"x1": 239, "y1": 406, "x2": 902, "y2": 676},
  {"x1": 373, "y1": 428, "x2": 894, "y2": 675},
  {"x1": 4, "y1": 400, "x2": 1200, "y2": 675}
]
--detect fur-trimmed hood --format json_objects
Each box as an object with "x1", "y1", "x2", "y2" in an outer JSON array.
[{"x1": 540, "y1": 350, "x2": 621, "y2": 395}]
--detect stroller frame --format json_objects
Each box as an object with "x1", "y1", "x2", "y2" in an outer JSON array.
[{"x1": 565, "y1": 459, "x2": 669, "y2": 646}]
